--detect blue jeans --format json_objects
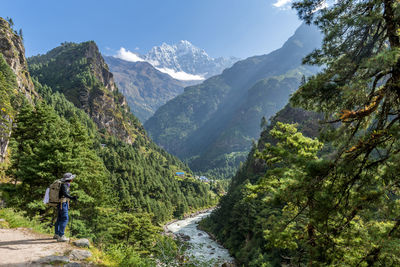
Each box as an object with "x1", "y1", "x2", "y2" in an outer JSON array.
[{"x1": 55, "y1": 202, "x2": 69, "y2": 236}]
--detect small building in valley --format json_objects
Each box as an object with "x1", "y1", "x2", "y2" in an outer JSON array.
[{"x1": 176, "y1": 172, "x2": 185, "y2": 177}]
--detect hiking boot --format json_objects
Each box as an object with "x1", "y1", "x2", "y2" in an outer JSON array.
[
  {"x1": 57, "y1": 235, "x2": 69, "y2": 242},
  {"x1": 53, "y1": 234, "x2": 60, "y2": 239}
]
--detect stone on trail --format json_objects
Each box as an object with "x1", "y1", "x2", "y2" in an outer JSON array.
[
  {"x1": 69, "y1": 249, "x2": 92, "y2": 260},
  {"x1": 34, "y1": 255, "x2": 70, "y2": 264},
  {"x1": 72, "y1": 238, "x2": 90, "y2": 248}
]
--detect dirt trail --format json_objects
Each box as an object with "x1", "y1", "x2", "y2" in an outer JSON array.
[{"x1": 0, "y1": 228, "x2": 74, "y2": 266}]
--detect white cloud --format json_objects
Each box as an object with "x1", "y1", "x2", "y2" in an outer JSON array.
[
  {"x1": 156, "y1": 67, "x2": 205, "y2": 81},
  {"x1": 273, "y1": 0, "x2": 292, "y2": 8},
  {"x1": 115, "y1": 47, "x2": 145, "y2": 62}
]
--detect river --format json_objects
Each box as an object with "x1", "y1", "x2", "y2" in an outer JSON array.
[{"x1": 166, "y1": 211, "x2": 235, "y2": 266}]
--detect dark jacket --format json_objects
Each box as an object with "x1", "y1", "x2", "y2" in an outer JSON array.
[{"x1": 59, "y1": 183, "x2": 76, "y2": 200}]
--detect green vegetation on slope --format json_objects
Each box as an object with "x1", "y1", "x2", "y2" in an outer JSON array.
[
  {"x1": 201, "y1": 105, "x2": 322, "y2": 265},
  {"x1": 203, "y1": 0, "x2": 400, "y2": 265},
  {"x1": 0, "y1": 53, "x2": 20, "y2": 178},
  {"x1": 26, "y1": 41, "x2": 218, "y2": 220},
  {"x1": 0, "y1": 25, "x2": 220, "y2": 266},
  {"x1": 145, "y1": 24, "x2": 321, "y2": 179}
]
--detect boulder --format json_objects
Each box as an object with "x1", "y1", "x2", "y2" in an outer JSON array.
[
  {"x1": 69, "y1": 249, "x2": 92, "y2": 260},
  {"x1": 34, "y1": 255, "x2": 70, "y2": 264},
  {"x1": 72, "y1": 238, "x2": 90, "y2": 248},
  {"x1": 177, "y1": 233, "x2": 191, "y2": 241}
]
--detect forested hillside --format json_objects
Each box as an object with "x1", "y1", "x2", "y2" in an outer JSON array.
[
  {"x1": 145, "y1": 24, "x2": 321, "y2": 179},
  {"x1": 203, "y1": 0, "x2": 400, "y2": 265},
  {"x1": 26, "y1": 39, "x2": 218, "y2": 221},
  {"x1": 0, "y1": 16, "x2": 218, "y2": 265},
  {"x1": 201, "y1": 104, "x2": 322, "y2": 265}
]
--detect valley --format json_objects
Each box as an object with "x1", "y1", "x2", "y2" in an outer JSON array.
[{"x1": 1, "y1": 0, "x2": 399, "y2": 265}]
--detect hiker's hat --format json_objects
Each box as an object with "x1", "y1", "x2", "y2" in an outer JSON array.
[{"x1": 62, "y1": 172, "x2": 76, "y2": 182}]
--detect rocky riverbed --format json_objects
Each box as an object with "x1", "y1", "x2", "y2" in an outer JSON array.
[{"x1": 165, "y1": 211, "x2": 235, "y2": 266}]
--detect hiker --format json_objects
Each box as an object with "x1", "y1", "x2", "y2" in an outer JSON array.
[{"x1": 54, "y1": 173, "x2": 78, "y2": 242}]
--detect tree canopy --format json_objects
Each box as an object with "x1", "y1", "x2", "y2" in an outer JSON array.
[{"x1": 204, "y1": 1, "x2": 400, "y2": 266}]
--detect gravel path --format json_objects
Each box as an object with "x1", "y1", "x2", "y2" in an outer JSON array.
[{"x1": 0, "y1": 228, "x2": 73, "y2": 266}]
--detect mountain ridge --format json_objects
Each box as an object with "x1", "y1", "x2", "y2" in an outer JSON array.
[
  {"x1": 145, "y1": 24, "x2": 322, "y2": 178},
  {"x1": 104, "y1": 56, "x2": 185, "y2": 122},
  {"x1": 115, "y1": 40, "x2": 239, "y2": 81}
]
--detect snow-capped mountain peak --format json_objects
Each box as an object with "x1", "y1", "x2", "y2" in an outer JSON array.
[{"x1": 115, "y1": 40, "x2": 239, "y2": 81}]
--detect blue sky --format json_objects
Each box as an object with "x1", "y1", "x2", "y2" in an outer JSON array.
[{"x1": 1, "y1": 0, "x2": 301, "y2": 59}]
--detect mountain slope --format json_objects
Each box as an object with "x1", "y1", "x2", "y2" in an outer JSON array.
[
  {"x1": 104, "y1": 56, "x2": 185, "y2": 122},
  {"x1": 0, "y1": 17, "x2": 218, "y2": 263},
  {"x1": 26, "y1": 41, "x2": 217, "y2": 222},
  {"x1": 201, "y1": 104, "x2": 322, "y2": 265},
  {"x1": 0, "y1": 17, "x2": 38, "y2": 163},
  {"x1": 28, "y1": 41, "x2": 140, "y2": 143},
  {"x1": 145, "y1": 24, "x2": 322, "y2": 178}
]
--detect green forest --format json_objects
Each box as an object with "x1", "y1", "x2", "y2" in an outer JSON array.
[
  {"x1": 202, "y1": 0, "x2": 400, "y2": 266},
  {"x1": 0, "y1": 17, "x2": 220, "y2": 266},
  {"x1": 1, "y1": 0, "x2": 400, "y2": 266}
]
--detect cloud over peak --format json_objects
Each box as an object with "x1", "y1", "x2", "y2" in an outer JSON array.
[
  {"x1": 272, "y1": 0, "x2": 292, "y2": 9},
  {"x1": 155, "y1": 67, "x2": 204, "y2": 81},
  {"x1": 115, "y1": 47, "x2": 145, "y2": 62}
]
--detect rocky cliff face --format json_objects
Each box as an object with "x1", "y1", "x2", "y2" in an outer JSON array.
[
  {"x1": 0, "y1": 18, "x2": 36, "y2": 101},
  {"x1": 0, "y1": 17, "x2": 37, "y2": 162},
  {"x1": 28, "y1": 41, "x2": 143, "y2": 144}
]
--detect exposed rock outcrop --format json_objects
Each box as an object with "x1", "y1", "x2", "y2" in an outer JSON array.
[
  {"x1": 69, "y1": 249, "x2": 92, "y2": 260},
  {"x1": 72, "y1": 238, "x2": 90, "y2": 248},
  {"x1": 34, "y1": 255, "x2": 70, "y2": 264},
  {"x1": 0, "y1": 17, "x2": 36, "y2": 100},
  {"x1": 0, "y1": 17, "x2": 38, "y2": 162},
  {"x1": 28, "y1": 41, "x2": 144, "y2": 144}
]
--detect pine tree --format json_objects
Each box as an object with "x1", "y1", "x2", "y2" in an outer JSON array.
[
  {"x1": 9, "y1": 102, "x2": 74, "y2": 211},
  {"x1": 260, "y1": 0, "x2": 400, "y2": 265}
]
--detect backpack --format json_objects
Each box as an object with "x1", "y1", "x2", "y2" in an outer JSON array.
[{"x1": 44, "y1": 179, "x2": 63, "y2": 207}]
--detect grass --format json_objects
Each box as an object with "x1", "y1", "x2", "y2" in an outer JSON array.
[{"x1": 0, "y1": 208, "x2": 50, "y2": 233}]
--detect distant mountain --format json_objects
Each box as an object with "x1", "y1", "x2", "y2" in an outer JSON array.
[
  {"x1": 144, "y1": 40, "x2": 239, "y2": 80},
  {"x1": 115, "y1": 40, "x2": 239, "y2": 82},
  {"x1": 145, "y1": 24, "x2": 322, "y2": 178},
  {"x1": 104, "y1": 56, "x2": 185, "y2": 122}
]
